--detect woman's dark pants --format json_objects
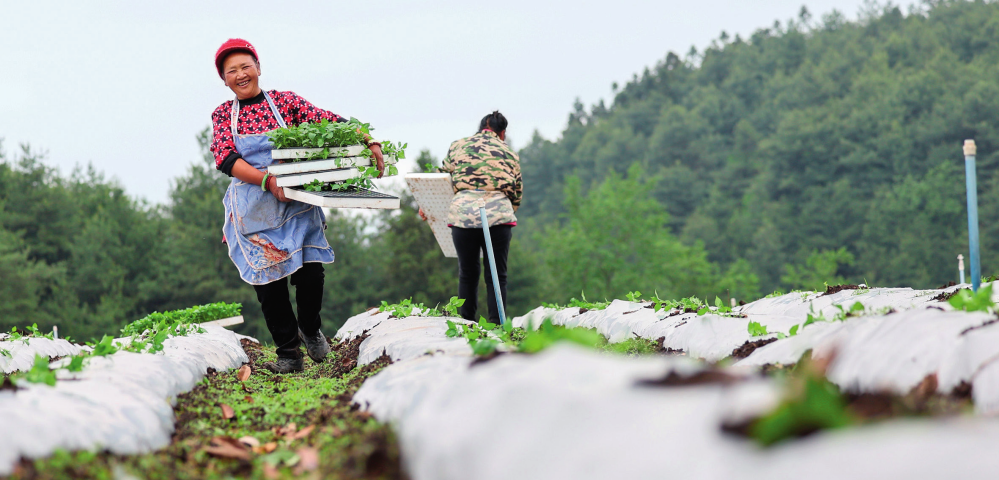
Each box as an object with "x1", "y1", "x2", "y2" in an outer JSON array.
[
  {"x1": 451, "y1": 225, "x2": 512, "y2": 323},
  {"x1": 252, "y1": 262, "x2": 325, "y2": 359}
]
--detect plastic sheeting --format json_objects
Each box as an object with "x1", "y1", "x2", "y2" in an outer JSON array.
[
  {"x1": 341, "y1": 283, "x2": 999, "y2": 479},
  {"x1": 335, "y1": 309, "x2": 391, "y2": 342},
  {"x1": 510, "y1": 284, "x2": 999, "y2": 401},
  {"x1": 371, "y1": 345, "x2": 999, "y2": 480},
  {"x1": 355, "y1": 316, "x2": 473, "y2": 366},
  {"x1": 1, "y1": 337, "x2": 84, "y2": 374},
  {"x1": 0, "y1": 325, "x2": 247, "y2": 475}
]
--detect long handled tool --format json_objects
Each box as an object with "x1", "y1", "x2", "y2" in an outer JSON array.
[{"x1": 479, "y1": 207, "x2": 507, "y2": 325}]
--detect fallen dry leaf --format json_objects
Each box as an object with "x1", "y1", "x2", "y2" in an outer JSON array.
[
  {"x1": 263, "y1": 463, "x2": 280, "y2": 479},
  {"x1": 252, "y1": 441, "x2": 279, "y2": 454},
  {"x1": 244, "y1": 395, "x2": 254, "y2": 404},
  {"x1": 294, "y1": 447, "x2": 320, "y2": 474},
  {"x1": 275, "y1": 423, "x2": 297, "y2": 438},
  {"x1": 237, "y1": 365, "x2": 251, "y2": 381},
  {"x1": 203, "y1": 436, "x2": 251, "y2": 461},
  {"x1": 241, "y1": 383, "x2": 254, "y2": 393},
  {"x1": 238, "y1": 436, "x2": 260, "y2": 448},
  {"x1": 292, "y1": 425, "x2": 315, "y2": 440},
  {"x1": 219, "y1": 403, "x2": 234, "y2": 420}
]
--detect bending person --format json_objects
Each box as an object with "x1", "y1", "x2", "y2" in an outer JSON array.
[
  {"x1": 209, "y1": 38, "x2": 384, "y2": 373},
  {"x1": 424, "y1": 111, "x2": 523, "y2": 322}
]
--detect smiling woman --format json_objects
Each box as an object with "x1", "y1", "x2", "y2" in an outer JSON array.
[{"x1": 208, "y1": 38, "x2": 385, "y2": 374}]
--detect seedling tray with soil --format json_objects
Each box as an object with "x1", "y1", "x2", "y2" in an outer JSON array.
[
  {"x1": 273, "y1": 166, "x2": 362, "y2": 188},
  {"x1": 268, "y1": 153, "x2": 398, "y2": 176},
  {"x1": 283, "y1": 186, "x2": 401, "y2": 209}
]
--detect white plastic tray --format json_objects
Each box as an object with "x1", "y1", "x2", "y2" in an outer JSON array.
[
  {"x1": 284, "y1": 187, "x2": 401, "y2": 209},
  {"x1": 405, "y1": 173, "x2": 457, "y2": 258},
  {"x1": 274, "y1": 167, "x2": 361, "y2": 187},
  {"x1": 268, "y1": 155, "x2": 398, "y2": 176}
]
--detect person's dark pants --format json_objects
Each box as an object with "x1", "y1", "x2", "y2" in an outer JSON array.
[
  {"x1": 451, "y1": 225, "x2": 513, "y2": 323},
  {"x1": 252, "y1": 262, "x2": 325, "y2": 359}
]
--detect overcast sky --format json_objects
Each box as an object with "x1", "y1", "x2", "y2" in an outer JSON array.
[{"x1": 2, "y1": 0, "x2": 910, "y2": 204}]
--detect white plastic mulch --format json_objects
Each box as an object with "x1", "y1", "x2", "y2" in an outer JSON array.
[
  {"x1": 0, "y1": 325, "x2": 247, "y2": 475},
  {"x1": 1, "y1": 337, "x2": 85, "y2": 374},
  {"x1": 337, "y1": 283, "x2": 999, "y2": 480}
]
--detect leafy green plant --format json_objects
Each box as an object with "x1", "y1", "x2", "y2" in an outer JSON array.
[
  {"x1": 625, "y1": 291, "x2": 643, "y2": 302},
  {"x1": 379, "y1": 298, "x2": 417, "y2": 318},
  {"x1": 24, "y1": 323, "x2": 54, "y2": 340},
  {"x1": 698, "y1": 296, "x2": 734, "y2": 316},
  {"x1": 831, "y1": 301, "x2": 866, "y2": 322},
  {"x1": 65, "y1": 354, "x2": 87, "y2": 372},
  {"x1": 948, "y1": 284, "x2": 995, "y2": 313},
  {"x1": 748, "y1": 358, "x2": 854, "y2": 446},
  {"x1": 88, "y1": 335, "x2": 119, "y2": 357},
  {"x1": 649, "y1": 294, "x2": 704, "y2": 313},
  {"x1": 747, "y1": 321, "x2": 769, "y2": 337},
  {"x1": 441, "y1": 296, "x2": 465, "y2": 317},
  {"x1": 541, "y1": 291, "x2": 611, "y2": 311},
  {"x1": 266, "y1": 118, "x2": 408, "y2": 166},
  {"x1": 267, "y1": 118, "x2": 368, "y2": 151},
  {"x1": 121, "y1": 302, "x2": 236, "y2": 338},
  {"x1": 518, "y1": 319, "x2": 605, "y2": 353},
  {"x1": 15, "y1": 354, "x2": 57, "y2": 386},
  {"x1": 764, "y1": 290, "x2": 785, "y2": 299}
]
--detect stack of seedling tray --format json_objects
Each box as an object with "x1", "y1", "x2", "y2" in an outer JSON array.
[{"x1": 270, "y1": 145, "x2": 401, "y2": 210}]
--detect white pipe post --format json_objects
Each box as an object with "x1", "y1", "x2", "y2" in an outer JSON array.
[
  {"x1": 964, "y1": 140, "x2": 982, "y2": 292},
  {"x1": 959, "y1": 254, "x2": 966, "y2": 285}
]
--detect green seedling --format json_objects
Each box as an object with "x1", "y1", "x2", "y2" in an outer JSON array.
[
  {"x1": 441, "y1": 296, "x2": 465, "y2": 317},
  {"x1": 88, "y1": 335, "x2": 119, "y2": 357},
  {"x1": 765, "y1": 290, "x2": 785, "y2": 299},
  {"x1": 25, "y1": 323, "x2": 54, "y2": 340},
  {"x1": 747, "y1": 321, "x2": 769, "y2": 337},
  {"x1": 266, "y1": 118, "x2": 408, "y2": 165},
  {"x1": 748, "y1": 357, "x2": 854, "y2": 446},
  {"x1": 65, "y1": 354, "x2": 87, "y2": 372},
  {"x1": 625, "y1": 291, "x2": 643, "y2": 302},
  {"x1": 518, "y1": 319, "x2": 605, "y2": 353},
  {"x1": 948, "y1": 284, "x2": 995, "y2": 313},
  {"x1": 16, "y1": 354, "x2": 57, "y2": 386}
]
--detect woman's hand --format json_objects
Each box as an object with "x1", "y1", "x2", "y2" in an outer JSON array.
[
  {"x1": 267, "y1": 176, "x2": 290, "y2": 202},
  {"x1": 370, "y1": 144, "x2": 385, "y2": 178},
  {"x1": 418, "y1": 208, "x2": 428, "y2": 221}
]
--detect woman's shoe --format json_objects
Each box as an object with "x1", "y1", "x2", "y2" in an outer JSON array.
[
  {"x1": 299, "y1": 329, "x2": 331, "y2": 363},
  {"x1": 262, "y1": 356, "x2": 304, "y2": 374}
]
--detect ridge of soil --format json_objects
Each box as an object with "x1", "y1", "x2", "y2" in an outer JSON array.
[
  {"x1": 731, "y1": 338, "x2": 778, "y2": 359},
  {"x1": 932, "y1": 288, "x2": 968, "y2": 302},
  {"x1": 821, "y1": 284, "x2": 862, "y2": 296}
]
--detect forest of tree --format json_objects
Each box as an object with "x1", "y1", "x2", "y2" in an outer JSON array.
[{"x1": 2, "y1": 0, "x2": 998, "y2": 341}]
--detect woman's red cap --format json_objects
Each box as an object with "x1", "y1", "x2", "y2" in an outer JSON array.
[{"x1": 215, "y1": 38, "x2": 258, "y2": 79}]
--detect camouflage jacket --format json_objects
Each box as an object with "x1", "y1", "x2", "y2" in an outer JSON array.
[{"x1": 441, "y1": 130, "x2": 523, "y2": 228}]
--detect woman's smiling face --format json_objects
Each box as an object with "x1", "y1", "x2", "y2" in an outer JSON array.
[{"x1": 223, "y1": 52, "x2": 261, "y2": 100}]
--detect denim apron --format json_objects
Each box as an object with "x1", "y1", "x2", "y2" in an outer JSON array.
[{"x1": 222, "y1": 91, "x2": 335, "y2": 285}]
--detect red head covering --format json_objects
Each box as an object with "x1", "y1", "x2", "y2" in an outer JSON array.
[{"x1": 215, "y1": 38, "x2": 258, "y2": 79}]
